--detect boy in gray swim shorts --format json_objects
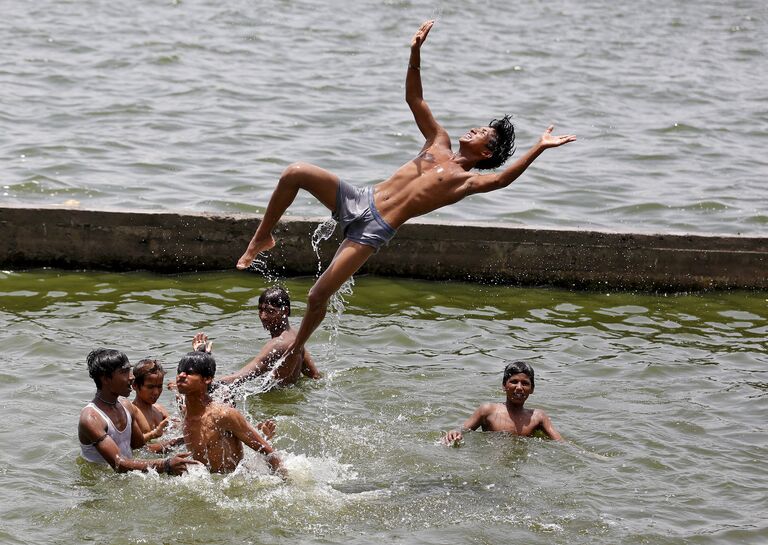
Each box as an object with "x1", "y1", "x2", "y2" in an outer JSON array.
[
  {"x1": 236, "y1": 20, "x2": 575, "y2": 383},
  {"x1": 333, "y1": 180, "x2": 396, "y2": 251}
]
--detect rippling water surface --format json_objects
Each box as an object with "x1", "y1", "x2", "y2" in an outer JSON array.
[
  {"x1": 2, "y1": 2, "x2": 768, "y2": 544},
  {"x1": 0, "y1": 271, "x2": 766, "y2": 544},
  {"x1": 2, "y1": 0, "x2": 767, "y2": 234}
]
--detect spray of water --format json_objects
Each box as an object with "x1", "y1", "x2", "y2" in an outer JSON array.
[
  {"x1": 246, "y1": 255, "x2": 279, "y2": 284},
  {"x1": 311, "y1": 218, "x2": 338, "y2": 275}
]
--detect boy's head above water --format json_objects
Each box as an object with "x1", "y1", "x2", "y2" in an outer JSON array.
[
  {"x1": 502, "y1": 360, "x2": 535, "y2": 390},
  {"x1": 132, "y1": 359, "x2": 166, "y2": 404},
  {"x1": 87, "y1": 348, "x2": 131, "y2": 388},
  {"x1": 177, "y1": 351, "x2": 216, "y2": 379},
  {"x1": 133, "y1": 359, "x2": 166, "y2": 387},
  {"x1": 258, "y1": 286, "x2": 291, "y2": 329}
]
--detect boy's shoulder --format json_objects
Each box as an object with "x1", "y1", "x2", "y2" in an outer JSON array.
[{"x1": 475, "y1": 401, "x2": 504, "y2": 416}]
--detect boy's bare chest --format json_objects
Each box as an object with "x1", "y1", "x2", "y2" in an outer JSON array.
[
  {"x1": 143, "y1": 405, "x2": 164, "y2": 428},
  {"x1": 486, "y1": 405, "x2": 536, "y2": 435},
  {"x1": 184, "y1": 414, "x2": 229, "y2": 450}
]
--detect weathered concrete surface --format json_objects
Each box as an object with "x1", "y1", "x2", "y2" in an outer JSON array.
[{"x1": 1, "y1": 205, "x2": 766, "y2": 291}]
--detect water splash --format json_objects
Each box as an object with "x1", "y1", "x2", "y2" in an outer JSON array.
[
  {"x1": 325, "y1": 276, "x2": 354, "y2": 358},
  {"x1": 310, "y1": 218, "x2": 338, "y2": 275},
  {"x1": 246, "y1": 255, "x2": 279, "y2": 284},
  {"x1": 309, "y1": 217, "x2": 354, "y2": 360}
]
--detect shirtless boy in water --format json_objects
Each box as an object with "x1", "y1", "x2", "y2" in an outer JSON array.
[
  {"x1": 218, "y1": 286, "x2": 321, "y2": 385},
  {"x1": 442, "y1": 361, "x2": 562, "y2": 444},
  {"x1": 175, "y1": 348, "x2": 284, "y2": 475},
  {"x1": 236, "y1": 20, "x2": 576, "y2": 380},
  {"x1": 131, "y1": 359, "x2": 171, "y2": 442}
]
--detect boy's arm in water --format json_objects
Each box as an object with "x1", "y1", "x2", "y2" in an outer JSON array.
[
  {"x1": 533, "y1": 408, "x2": 564, "y2": 441},
  {"x1": 127, "y1": 402, "x2": 148, "y2": 450},
  {"x1": 218, "y1": 338, "x2": 285, "y2": 384},
  {"x1": 145, "y1": 435, "x2": 185, "y2": 454},
  {"x1": 78, "y1": 408, "x2": 198, "y2": 475},
  {"x1": 142, "y1": 401, "x2": 171, "y2": 442},
  {"x1": 441, "y1": 403, "x2": 491, "y2": 445},
  {"x1": 463, "y1": 125, "x2": 576, "y2": 195},
  {"x1": 221, "y1": 407, "x2": 285, "y2": 476},
  {"x1": 301, "y1": 348, "x2": 321, "y2": 379},
  {"x1": 406, "y1": 20, "x2": 450, "y2": 150}
]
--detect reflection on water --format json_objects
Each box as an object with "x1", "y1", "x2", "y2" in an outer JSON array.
[{"x1": 0, "y1": 270, "x2": 766, "y2": 544}]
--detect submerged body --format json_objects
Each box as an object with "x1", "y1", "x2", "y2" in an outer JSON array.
[
  {"x1": 218, "y1": 287, "x2": 321, "y2": 386},
  {"x1": 176, "y1": 349, "x2": 283, "y2": 475},
  {"x1": 131, "y1": 360, "x2": 171, "y2": 442},
  {"x1": 77, "y1": 348, "x2": 197, "y2": 474},
  {"x1": 443, "y1": 362, "x2": 563, "y2": 444}
]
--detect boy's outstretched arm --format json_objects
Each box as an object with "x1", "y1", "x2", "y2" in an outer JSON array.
[
  {"x1": 464, "y1": 125, "x2": 576, "y2": 195},
  {"x1": 78, "y1": 408, "x2": 198, "y2": 474},
  {"x1": 405, "y1": 20, "x2": 448, "y2": 148},
  {"x1": 223, "y1": 408, "x2": 285, "y2": 476},
  {"x1": 441, "y1": 404, "x2": 488, "y2": 445},
  {"x1": 301, "y1": 348, "x2": 321, "y2": 379},
  {"x1": 218, "y1": 339, "x2": 283, "y2": 384},
  {"x1": 536, "y1": 409, "x2": 564, "y2": 441}
]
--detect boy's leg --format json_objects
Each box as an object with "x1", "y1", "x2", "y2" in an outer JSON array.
[
  {"x1": 281, "y1": 240, "x2": 375, "y2": 375},
  {"x1": 237, "y1": 162, "x2": 341, "y2": 269}
]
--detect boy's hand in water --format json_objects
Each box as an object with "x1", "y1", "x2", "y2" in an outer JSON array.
[
  {"x1": 442, "y1": 430, "x2": 464, "y2": 446},
  {"x1": 192, "y1": 332, "x2": 213, "y2": 353},
  {"x1": 168, "y1": 452, "x2": 202, "y2": 475},
  {"x1": 538, "y1": 125, "x2": 576, "y2": 149},
  {"x1": 411, "y1": 20, "x2": 434, "y2": 49}
]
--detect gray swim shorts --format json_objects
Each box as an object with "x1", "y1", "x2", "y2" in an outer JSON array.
[{"x1": 332, "y1": 180, "x2": 396, "y2": 251}]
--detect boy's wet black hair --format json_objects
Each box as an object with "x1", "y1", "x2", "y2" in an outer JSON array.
[
  {"x1": 177, "y1": 351, "x2": 216, "y2": 379},
  {"x1": 475, "y1": 114, "x2": 516, "y2": 170},
  {"x1": 133, "y1": 358, "x2": 166, "y2": 387},
  {"x1": 87, "y1": 348, "x2": 130, "y2": 388},
  {"x1": 502, "y1": 360, "x2": 535, "y2": 389},
  {"x1": 259, "y1": 286, "x2": 291, "y2": 316}
]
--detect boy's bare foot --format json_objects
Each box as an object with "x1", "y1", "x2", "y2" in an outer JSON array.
[
  {"x1": 236, "y1": 234, "x2": 276, "y2": 270},
  {"x1": 257, "y1": 419, "x2": 276, "y2": 440}
]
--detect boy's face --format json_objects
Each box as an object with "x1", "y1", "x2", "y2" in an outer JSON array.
[
  {"x1": 503, "y1": 372, "x2": 533, "y2": 405},
  {"x1": 259, "y1": 303, "x2": 287, "y2": 330},
  {"x1": 458, "y1": 126, "x2": 496, "y2": 159},
  {"x1": 103, "y1": 364, "x2": 133, "y2": 397},
  {"x1": 175, "y1": 368, "x2": 211, "y2": 395},
  {"x1": 133, "y1": 372, "x2": 164, "y2": 404}
]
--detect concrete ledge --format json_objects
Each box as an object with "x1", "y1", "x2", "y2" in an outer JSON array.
[{"x1": 1, "y1": 205, "x2": 766, "y2": 291}]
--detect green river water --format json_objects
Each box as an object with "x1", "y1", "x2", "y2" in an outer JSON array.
[{"x1": 0, "y1": 270, "x2": 766, "y2": 544}]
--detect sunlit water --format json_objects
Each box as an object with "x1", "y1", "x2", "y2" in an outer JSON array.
[
  {"x1": 0, "y1": 270, "x2": 766, "y2": 544},
  {"x1": 2, "y1": 0, "x2": 767, "y2": 234}
]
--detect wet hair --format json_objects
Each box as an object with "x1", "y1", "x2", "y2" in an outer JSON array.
[
  {"x1": 87, "y1": 348, "x2": 130, "y2": 388},
  {"x1": 133, "y1": 358, "x2": 166, "y2": 387},
  {"x1": 502, "y1": 360, "x2": 535, "y2": 389},
  {"x1": 177, "y1": 351, "x2": 216, "y2": 379},
  {"x1": 475, "y1": 115, "x2": 516, "y2": 170},
  {"x1": 258, "y1": 286, "x2": 291, "y2": 316}
]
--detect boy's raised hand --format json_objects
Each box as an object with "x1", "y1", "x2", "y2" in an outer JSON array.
[
  {"x1": 411, "y1": 20, "x2": 434, "y2": 49},
  {"x1": 192, "y1": 332, "x2": 213, "y2": 353},
  {"x1": 538, "y1": 125, "x2": 576, "y2": 149}
]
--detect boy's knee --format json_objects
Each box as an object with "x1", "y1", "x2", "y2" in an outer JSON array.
[
  {"x1": 306, "y1": 286, "x2": 332, "y2": 309},
  {"x1": 281, "y1": 162, "x2": 311, "y2": 182}
]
